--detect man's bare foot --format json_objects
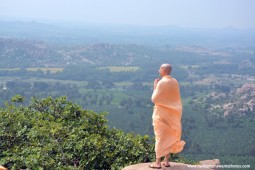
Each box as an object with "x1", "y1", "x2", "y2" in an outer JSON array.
[
  {"x1": 149, "y1": 162, "x2": 161, "y2": 169},
  {"x1": 162, "y1": 161, "x2": 170, "y2": 167}
]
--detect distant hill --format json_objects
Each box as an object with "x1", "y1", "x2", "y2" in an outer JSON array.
[
  {"x1": 0, "y1": 38, "x2": 157, "y2": 67},
  {"x1": 0, "y1": 38, "x2": 64, "y2": 68},
  {"x1": 1, "y1": 36, "x2": 255, "y2": 69},
  {"x1": 1, "y1": 21, "x2": 255, "y2": 68}
]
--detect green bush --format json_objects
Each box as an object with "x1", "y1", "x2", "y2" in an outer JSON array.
[{"x1": 0, "y1": 96, "x2": 154, "y2": 169}]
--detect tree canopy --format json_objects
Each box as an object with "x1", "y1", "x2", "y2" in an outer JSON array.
[{"x1": 0, "y1": 95, "x2": 154, "y2": 169}]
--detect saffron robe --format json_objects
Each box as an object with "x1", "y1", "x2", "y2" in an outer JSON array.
[{"x1": 151, "y1": 75, "x2": 186, "y2": 158}]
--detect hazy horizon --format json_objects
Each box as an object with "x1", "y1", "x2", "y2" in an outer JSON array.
[{"x1": 1, "y1": 0, "x2": 255, "y2": 29}]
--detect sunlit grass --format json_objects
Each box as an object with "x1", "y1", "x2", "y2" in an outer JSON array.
[
  {"x1": 99, "y1": 66, "x2": 140, "y2": 72},
  {"x1": 0, "y1": 68, "x2": 20, "y2": 71},
  {"x1": 114, "y1": 81, "x2": 133, "y2": 87},
  {"x1": 0, "y1": 67, "x2": 64, "y2": 73},
  {"x1": 26, "y1": 67, "x2": 63, "y2": 73},
  {"x1": 179, "y1": 65, "x2": 200, "y2": 69}
]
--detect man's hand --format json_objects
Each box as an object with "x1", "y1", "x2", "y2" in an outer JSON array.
[{"x1": 154, "y1": 78, "x2": 160, "y2": 89}]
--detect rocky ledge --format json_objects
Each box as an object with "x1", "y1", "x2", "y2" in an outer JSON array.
[{"x1": 122, "y1": 159, "x2": 220, "y2": 170}]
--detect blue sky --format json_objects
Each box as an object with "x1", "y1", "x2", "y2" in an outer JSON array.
[{"x1": 1, "y1": 0, "x2": 255, "y2": 28}]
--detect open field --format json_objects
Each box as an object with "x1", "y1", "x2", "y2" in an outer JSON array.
[
  {"x1": 0, "y1": 76, "x2": 153, "y2": 91},
  {"x1": 26, "y1": 68, "x2": 64, "y2": 73},
  {"x1": 0, "y1": 68, "x2": 64, "y2": 73},
  {"x1": 99, "y1": 66, "x2": 140, "y2": 72}
]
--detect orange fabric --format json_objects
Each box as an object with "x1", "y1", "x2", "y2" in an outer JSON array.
[
  {"x1": 151, "y1": 75, "x2": 186, "y2": 158},
  {"x1": 0, "y1": 165, "x2": 7, "y2": 170}
]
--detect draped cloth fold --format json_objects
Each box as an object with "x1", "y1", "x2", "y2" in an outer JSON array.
[{"x1": 151, "y1": 75, "x2": 186, "y2": 158}]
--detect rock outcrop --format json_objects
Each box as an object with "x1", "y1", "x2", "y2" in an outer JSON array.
[{"x1": 122, "y1": 159, "x2": 220, "y2": 170}]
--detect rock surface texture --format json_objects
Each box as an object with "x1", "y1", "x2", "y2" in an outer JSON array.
[{"x1": 122, "y1": 159, "x2": 220, "y2": 170}]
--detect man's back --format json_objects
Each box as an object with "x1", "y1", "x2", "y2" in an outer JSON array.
[{"x1": 151, "y1": 75, "x2": 182, "y2": 111}]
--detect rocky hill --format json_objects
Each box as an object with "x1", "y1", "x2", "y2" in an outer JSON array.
[
  {"x1": 0, "y1": 37, "x2": 161, "y2": 67},
  {"x1": 0, "y1": 38, "x2": 64, "y2": 68},
  {"x1": 204, "y1": 83, "x2": 255, "y2": 117}
]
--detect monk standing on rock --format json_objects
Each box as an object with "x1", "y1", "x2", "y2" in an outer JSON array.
[{"x1": 150, "y1": 64, "x2": 186, "y2": 169}]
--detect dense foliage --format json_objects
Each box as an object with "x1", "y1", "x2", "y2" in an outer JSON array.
[{"x1": 0, "y1": 96, "x2": 154, "y2": 169}]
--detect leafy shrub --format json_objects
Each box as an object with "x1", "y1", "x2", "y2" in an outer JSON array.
[{"x1": 0, "y1": 96, "x2": 154, "y2": 169}]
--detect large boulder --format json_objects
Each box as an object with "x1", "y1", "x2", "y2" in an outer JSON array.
[{"x1": 122, "y1": 159, "x2": 220, "y2": 170}]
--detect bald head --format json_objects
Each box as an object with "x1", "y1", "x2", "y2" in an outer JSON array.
[{"x1": 161, "y1": 64, "x2": 172, "y2": 75}]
